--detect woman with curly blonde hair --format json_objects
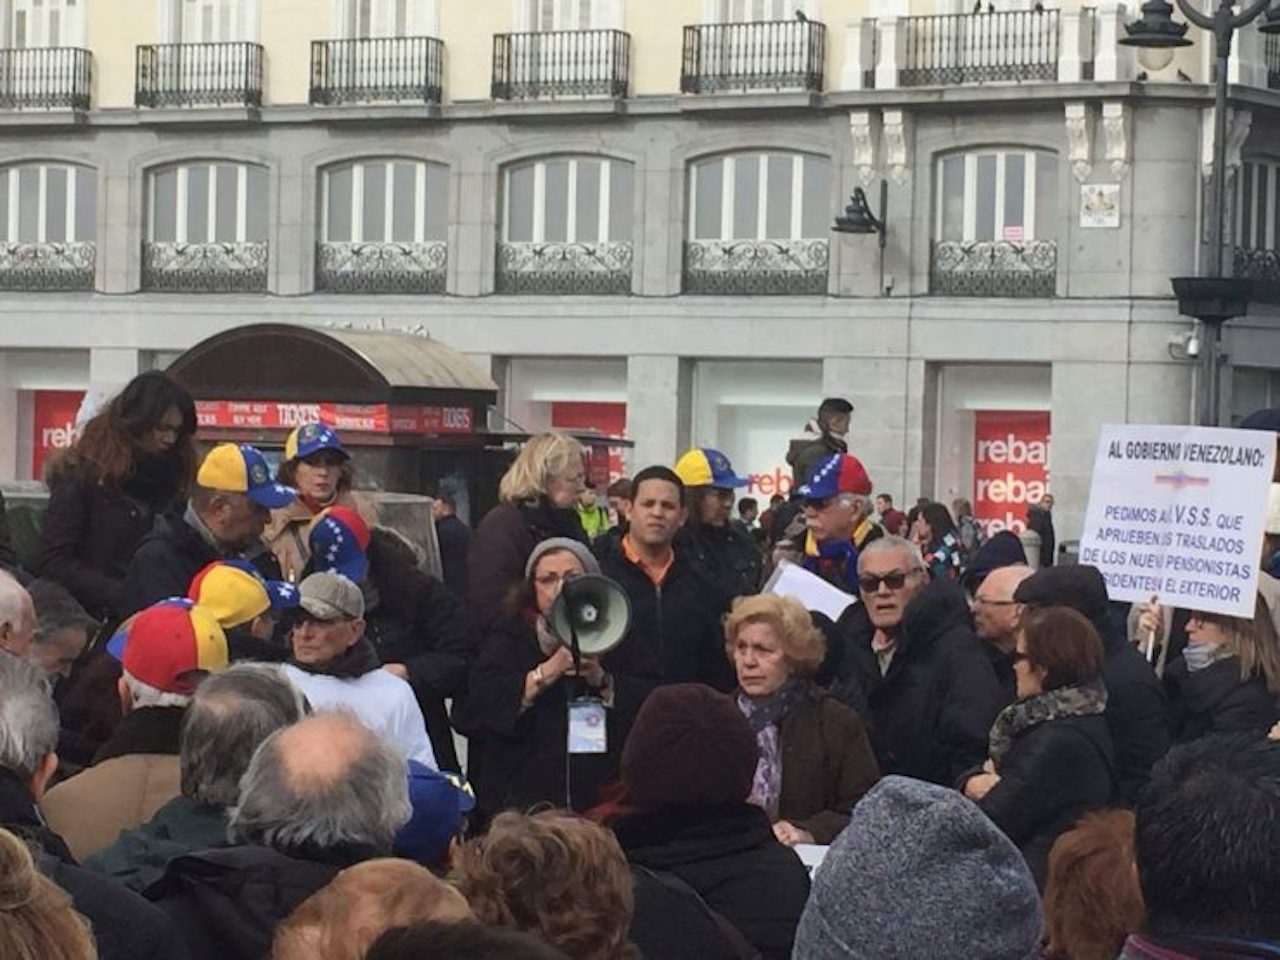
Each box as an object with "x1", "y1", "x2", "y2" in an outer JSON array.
[
  {"x1": 724, "y1": 594, "x2": 880, "y2": 845},
  {"x1": 0, "y1": 827, "x2": 97, "y2": 960},
  {"x1": 455, "y1": 810, "x2": 639, "y2": 960},
  {"x1": 465, "y1": 432, "x2": 588, "y2": 634}
]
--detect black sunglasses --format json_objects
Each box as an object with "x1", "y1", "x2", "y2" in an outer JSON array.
[
  {"x1": 857, "y1": 570, "x2": 916, "y2": 592},
  {"x1": 803, "y1": 497, "x2": 835, "y2": 511}
]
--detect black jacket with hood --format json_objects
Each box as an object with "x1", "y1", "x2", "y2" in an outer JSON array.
[
  {"x1": 841, "y1": 579, "x2": 1005, "y2": 785},
  {"x1": 1014, "y1": 565, "x2": 1171, "y2": 804},
  {"x1": 1164, "y1": 654, "x2": 1279, "y2": 743}
]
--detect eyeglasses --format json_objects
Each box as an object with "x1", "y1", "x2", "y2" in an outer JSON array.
[
  {"x1": 857, "y1": 570, "x2": 918, "y2": 593},
  {"x1": 803, "y1": 497, "x2": 835, "y2": 511}
]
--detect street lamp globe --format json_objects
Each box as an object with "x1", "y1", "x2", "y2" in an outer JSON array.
[{"x1": 1119, "y1": 0, "x2": 1193, "y2": 48}]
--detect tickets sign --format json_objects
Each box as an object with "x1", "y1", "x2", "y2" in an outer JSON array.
[
  {"x1": 1078, "y1": 424, "x2": 1276, "y2": 617},
  {"x1": 195, "y1": 400, "x2": 473, "y2": 435}
]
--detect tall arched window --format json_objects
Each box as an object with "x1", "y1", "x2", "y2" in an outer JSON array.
[
  {"x1": 931, "y1": 147, "x2": 1058, "y2": 297},
  {"x1": 143, "y1": 160, "x2": 268, "y2": 292},
  {"x1": 317, "y1": 156, "x2": 449, "y2": 293},
  {"x1": 0, "y1": 160, "x2": 95, "y2": 290},
  {"x1": 497, "y1": 154, "x2": 634, "y2": 294},
  {"x1": 683, "y1": 150, "x2": 830, "y2": 294}
]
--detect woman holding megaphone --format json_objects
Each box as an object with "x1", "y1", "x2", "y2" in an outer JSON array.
[{"x1": 467, "y1": 538, "x2": 659, "y2": 817}]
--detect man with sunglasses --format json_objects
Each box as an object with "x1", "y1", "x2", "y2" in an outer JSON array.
[
  {"x1": 841, "y1": 537, "x2": 1004, "y2": 785},
  {"x1": 794, "y1": 453, "x2": 883, "y2": 595}
]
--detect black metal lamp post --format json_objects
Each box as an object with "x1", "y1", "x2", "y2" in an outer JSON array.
[
  {"x1": 834, "y1": 179, "x2": 889, "y2": 292},
  {"x1": 1121, "y1": 0, "x2": 1275, "y2": 424}
]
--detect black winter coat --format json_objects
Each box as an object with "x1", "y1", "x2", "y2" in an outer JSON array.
[
  {"x1": 976, "y1": 713, "x2": 1115, "y2": 889},
  {"x1": 843, "y1": 579, "x2": 1005, "y2": 785},
  {"x1": 630, "y1": 864, "x2": 762, "y2": 960},
  {"x1": 675, "y1": 522, "x2": 763, "y2": 609},
  {"x1": 595, "y1": 535, "x2": 735, "y2": 691},
  {"x1": 0, "y1": 769, "x2": 189, "y2": 960},
  {"x1": 39, "y1": 464, "x2": 183, "y2": 620},
  {"x1": 466, "y1": 500, "x2": 588, "y2": 633},
  {"x1": 435, "y1": 513, "x2": 472, "y2": 599},
  {"x1": 148, "y1": 845, "x2": 348, "y2": 960},
  {"x1": 1165, "y1": 655, "x2": 1279, "y2": 743},
  {"x1": 613, "y1": 803, "x2": 810, "y2": 960},
  {"x1": 465, "y1": 613, "x2": 660, "y2": 815},
  {"x1": 1100, "y1": 633, "x2": 1171, "y2": 804}
]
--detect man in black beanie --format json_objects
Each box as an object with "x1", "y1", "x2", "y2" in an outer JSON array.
[{"x1": 1014, "y1": 565, "x2": 1170, "y2": 803}]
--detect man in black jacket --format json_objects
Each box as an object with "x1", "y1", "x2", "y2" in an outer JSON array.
[
  {"x1": 595, "y1": 466, "x2": 733, "y2": 691},
  {"x1": 840, "y1": 536, "x2": 1005, "y2": 784},
  {"x1": 121, "y1": 443, "x2": 295, "y2": 617},
  {"x1": 0, "y1": 654, "x2": 189, "y2": 960},
  {"x1": 1014, "y1": 564, "x2": 1170, "y2": 804},
  {"x1": 673, "y1": 447, "x2": 762, "y2": 608}
]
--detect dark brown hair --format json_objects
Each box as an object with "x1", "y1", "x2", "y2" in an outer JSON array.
[
  {"x1": 454, "y1": 811, "x2": 639, "y2": 960},
  {"x1": 276, "y1": 453, "x2": 354, "y2": 495},
  {"x1": 1021, "y1": 605, "x2": 1105, "y2": 690},
  {"x1": 1044, "y1": 810, "x2": 1145, "y2": 960}
]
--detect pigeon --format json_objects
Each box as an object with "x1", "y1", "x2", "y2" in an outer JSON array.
[
  {"x1": 795, "y1": 8, "x2": 808, "y2": 20},
  {"x1": 1136, "y1": 70, "x2": 1149, "y2": 81},
  {"x1": 973, "y1": 0, "x2": 982, "y2": 11},
  {"x1": 1177, "y1": 69, "x2": 1193, "y2": 81},
  {"x1": 987, "y1": 3, "x2": 995, "y2": 12},
  {"x1": 1033, "y1": 1, "x2": 1044, "y2": 11}
]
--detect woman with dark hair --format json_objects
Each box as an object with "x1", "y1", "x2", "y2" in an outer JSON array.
[
  {"x1": 38, "y1": 371, "x2": 196, "y2": 622},
  {"x1": 915, "y1": 501, "x2": 963, "y2": 580},
  {"x1": 961, "y1": 606, "x2": 1116, "y2": 888}
]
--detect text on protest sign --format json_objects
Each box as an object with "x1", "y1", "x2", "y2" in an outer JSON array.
[{"x1": 1078, "y1": 425, "x2": 1276, "y2": 617}]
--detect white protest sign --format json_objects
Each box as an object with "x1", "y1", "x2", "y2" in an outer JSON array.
[
  {"x1": 1078, "y1": 424, "x2": 1275, "y2": 617},
  {"x1": 764, "y1": 559, "x2": 858, "y2": 621}
]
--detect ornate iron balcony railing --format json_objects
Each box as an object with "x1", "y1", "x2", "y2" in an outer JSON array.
[
  {"x1": 491, "y1": 29, "x2": 630, "y2": 99},
  {"x1": 310, "y1": 36, "x2": 444, "y2": 105},
  {"x1": 0, "y1": 241, "x2": 94, "y2": 291},
  {"x1": 1234, "y1": 246, "x2": 1280, "y2": 281},
  {"x1": 0, "y1": 47, "x2": 91, "y2": 110},
  {"x1": 135, "y1": 42, "x2": 263, "y2": 108},
  {"x1": 681, "y1": 19, "x2": 826, "y2": 94},
  {"x1": 930, "y1": 239, "x2": 1057, "y2": 297},
  {"x1": 495, "y1": 241, "x2": 632, "y2": 294},
  {"x1": 141, "y1": 241, "x2": 268, "y2": 293},
  {"x1": 683, "y1": 238, "x2": 828, "y2": 295},
  {"x1": 899, "y1": 10, "x2": 1059, "y2": 86},
  {"x1": 316, "y1": 241, "x2": 447, "y2": 293}
]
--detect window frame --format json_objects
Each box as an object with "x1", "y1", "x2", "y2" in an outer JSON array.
[
  {"x1": 319, "y1": 157, "x2": 448, "y2": 245},
  {"x1": 501, "y1": 155, "x2": 633, "y2": 245},
  {"x1": 686, "y1": 150, "x2": 831, "y2": 242},
  {"x1": 0, "y1": 161, "x2": 95, "y2": 244},
  {"x1": 934, "y1": 147, "x2": 1058, "y2": 244},
  {"x1": 146, "y1": 160, "x2": 267, "y2": 244},
  {"x1": 1236, "y1": 159, "x2": 1280, "y2": 251}
]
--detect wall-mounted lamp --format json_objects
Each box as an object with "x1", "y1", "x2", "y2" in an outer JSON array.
[{"x1": 834, "y1": 179, "x2": 888, "y2": 292}]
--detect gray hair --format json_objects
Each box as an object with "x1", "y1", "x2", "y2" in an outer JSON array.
[
  {"x1": 859, "y1": 535, "x2": 927, "y2": 573},
  {"x1": 26, "y1": 579, "x2": 94, "y2": 644},
  {"x1": 0, "y1": 654, "x2": 58, "y2": 779},
  {"x1": 229, "y1": 711, "x2": 411, "y2": 859},
  {"x1": 0, "y1": 571, "x2": 33, "y2": 634},
  {"x1": 181, "y1": 664, "x2": 306, "y2": 808},
  {"x1": 122, "y1": 671, "x2": 193, "y2": 710}
]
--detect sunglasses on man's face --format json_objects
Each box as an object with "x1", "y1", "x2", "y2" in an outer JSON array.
[
  {"x1": 857, "y1": 570, "x2": 916, "y2": 593},
  {"x1": 804, "y1": 497, "x2": 835, "y2": 511}
]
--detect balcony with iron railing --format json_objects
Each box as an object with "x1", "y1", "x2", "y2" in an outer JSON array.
[
  {"x1": 135, "y1": 42, "x2": 263, "y2": 108},
  {"x1": 316, "y1": 241, "x2": 447, "y2": 293},
  {"x1": 0, "y1": 241, "x2": 95, "y2": 291},
  {"x1": 0, "y1": 47, "x2": 91, "y2": 110},
  {"x1": 900, "y1": 9, "x2": 1060, "y2": 86},
  {"x1": 310, "y1": 36, "x2": 444, "y2": 105},
  {"x1": 683, "y1": 238, "x2": 829, "y2": 295},
  {"x1": 491, "y1": 29, "x2": 630, "y2": 100},
  {"x1": 1234, "y1": 245, "x2": 1280, "y2": 281},
  {"x1": 141, "y1": 241, "x2": 268, "y2": 292},
  {"x1": 930, "y1": 239, "x2": 1057, "y2": 297},
  {"x1": 681, "y1": 19, "x2": 826, "y2": 93},
  {"x1": 495, "y1": 241, "x2": 632, "y2": 294}
]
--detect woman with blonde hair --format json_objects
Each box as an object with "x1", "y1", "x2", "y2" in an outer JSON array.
[
  {"x1": 725, "y1": 594, "x2": 879, "y2": 845},
  {"x1": 466, "y1": 432, "x2": 589, "y2": 633},
  {"x1": 455, "y1": 810, "x2": 640, "y2": 960},
  {"x1": 1166, "y1": 594, "x2": 1280, "y2": 741},
  {"x1": 0, "y1": 827, "x2": 97, "y2": 960}
]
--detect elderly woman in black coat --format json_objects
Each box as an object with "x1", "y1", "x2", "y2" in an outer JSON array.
[{"x1": 961, "y1": 605, "x2": 1115, "y2": 888}]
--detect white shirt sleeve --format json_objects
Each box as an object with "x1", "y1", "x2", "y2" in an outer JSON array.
[{"x1": 390, "y1": 679, "x2": 438, "y2": 770}]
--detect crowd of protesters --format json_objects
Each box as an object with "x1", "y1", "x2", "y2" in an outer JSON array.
[{"x1": 1, "y1": 375, "x2": 1279, "y2": 960}]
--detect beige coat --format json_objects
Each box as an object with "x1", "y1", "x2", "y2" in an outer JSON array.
[
  {"x1": 262, "y1": 491, "x2": 377, "y2": 583},
  {"x1": 41, "y1": 753, "x2": 181, "y2": 862}
]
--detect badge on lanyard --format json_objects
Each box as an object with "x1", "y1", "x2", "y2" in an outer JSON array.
[{"x1": 567, "y1": 697, "x2": 608, "y2": 755}]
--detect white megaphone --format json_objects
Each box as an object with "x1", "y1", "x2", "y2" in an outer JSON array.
[{"x1": 549, "y1": 573, "x2": 632, "y2": 659}]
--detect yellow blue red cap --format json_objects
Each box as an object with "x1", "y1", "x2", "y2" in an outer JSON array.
[
  {"x1": 674, "y1": 447, "x2": 748, "y2": 490},
  {"x1": 106, "y1": 599, "x2": 228, "y2": 694},
  {"x1": 284, "y1": 423, "x2": 347, "y2": 463},
  {"x1": 197, "y1": 443, "x2": 297, "y2": 509}
]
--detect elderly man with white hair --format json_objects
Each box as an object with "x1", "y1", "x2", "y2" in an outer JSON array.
[
  {"x1": 0, "y1": 567, "x2": 35, "y2": 658},
  {"x1": 0, "y1": 653, "x2": 188, "y2": 960}
]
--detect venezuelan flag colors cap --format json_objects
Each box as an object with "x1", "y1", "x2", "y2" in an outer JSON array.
[
  {"x1": 674, "y1": 447, "x2": 748, "y2": 490},
  {"x1": 798, "y1": 453, "x2": 873, "y2": 500},
  {"x1": 284, "y1": 422, "x2": 348, "y2": 463},
  {"x1": 106, "y1": 599, "x2": 228, "y2": 694},
  {"x1": 187, "y1": 559, "x2": 300, "y2": 630},
  {"x1": 197, "y1": 443, "x2": 297, "y2": 509},
  {"x1": 308, "y1": 505, "x2": 372, "y2": 583}
]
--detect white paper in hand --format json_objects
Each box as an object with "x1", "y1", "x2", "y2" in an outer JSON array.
[{"x1": 764, "y1": 559, "x2": 858, "y2": 621}]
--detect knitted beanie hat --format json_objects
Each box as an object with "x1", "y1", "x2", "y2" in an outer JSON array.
[
  {"x1": 794, "y1": 776, "x2": 1042, "y2": 960},
  {"x1": 620, "y1": 683, "x2": 758, "y2": 809},
  {"x1": 525, "y1": 537, "x2": 600, "y2": 580}
]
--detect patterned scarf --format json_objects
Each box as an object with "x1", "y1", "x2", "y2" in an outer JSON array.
[
  {"x1": 988, "y1": 678, "x2": 1108, "y2": 767},
  {"x1": 803, "y1": 530, "x2": 859, "y2": 594},
  {"x1": 737, "y1": 678, "x2": 808, "y2": 818}
]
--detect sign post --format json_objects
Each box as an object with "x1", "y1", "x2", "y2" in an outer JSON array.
[{"x1": 1078, "y1": 424, "x2": 1276, "y2": 618}]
